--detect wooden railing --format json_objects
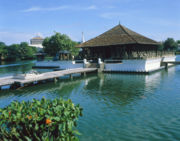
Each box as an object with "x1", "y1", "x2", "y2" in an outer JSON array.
[{"x1": 112, "y1": 51, "x2": 175, "y2": 60}]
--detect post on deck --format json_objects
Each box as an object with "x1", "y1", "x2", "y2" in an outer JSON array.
[
  {"x1": 81, "y1": 72, "x2": 86, "y2": 77},
  {"x1": 54, "y1": 77, "x2": 59, "y2": 82},
  {"x1": 70, "y1": 74, "x2": 73, "y2": 80},
  {"x1": 165, "y1": 63, "x2": 168, "y2": 70}
]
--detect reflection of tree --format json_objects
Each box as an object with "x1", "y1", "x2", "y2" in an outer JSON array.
[
  {"x1": 0, "y1": 71, "x2": 165, "y2": 108},
  {"x1": 0, "y1": 79, "x2": 80, "y2": 98},
  {"x1": 0, "y1": 76, "x2": 96, "y2": 106},
  {"x1": 0, "y1": 64, "x2": 34, "y2": 76}
]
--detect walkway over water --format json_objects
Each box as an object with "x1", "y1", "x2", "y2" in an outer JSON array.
[
  {"x1": 163, "y1": 61, "x2": 180, "y2": 64},
  {"x1": 162, "y1": 61, "x2": 180, "y2": 69},
  {"x1": 0, "y1": 68, "x2": 97, "y2": 90}
]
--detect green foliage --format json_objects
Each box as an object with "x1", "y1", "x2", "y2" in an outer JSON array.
[
  {"x1": 6, "y1": 44, "x2": 20, "y2": 61},
  {"x1": 157, "y1": 43, "x2": 164, "y2": 51},
  {"x1": 18, "y1": 42, "x2": 37, "y2": 60},
  {"x1": 0, "y1": 97, "x2": 83, "y2": 141},
  {"x1": 43, "y1": 32, "x2": 79, "y2": 56},
  {"x1": 0, "y1": 42, "x2": 7, "y2": 58},
  {"x1": 163, "y1": 38, "x2": 178, "y2": 51},
  {"x1": 177, "y1": 40, "x2": 180, "y2": 44},
  {"x1": 0, "y1": 42, "x2": 6, "y2": 53},
  {"x1": 0, "y1": 42, "x2": 37, "y2": 61}
]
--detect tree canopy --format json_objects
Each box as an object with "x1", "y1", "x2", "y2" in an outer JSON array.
[
  {"x1": 157, "y1": 38, "x2": 179, "y2": 51},
  {"x1": 163, "y1": 38, "x2": 178, "y2": 51},
  {"x1": 177, "y1": 40, "x2": 180, "y2": 44},
  {"x1": 0, "y1": 42, "x2": 37, "y2": 61},
  {"x1": 42, "y1": 32, "x2": 79, "y2": 56}
]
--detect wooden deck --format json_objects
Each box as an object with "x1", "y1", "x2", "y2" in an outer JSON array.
[
  {"x1": 162, "y1": 61, "x2": 180, "y2": 69},
  {"x1": 0, "y1": 68, "x2": 97, "y2": 90},
  {"x1": 163, "y1": 61, "x2": 180, "y2": 64}
]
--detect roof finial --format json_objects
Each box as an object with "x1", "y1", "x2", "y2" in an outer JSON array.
[
  {"x1": 119, "y1": 21, "x2": 121, "y2": 25},
  {"x1": 82, "y1": 32, "x2": 85, "y2": 43}
]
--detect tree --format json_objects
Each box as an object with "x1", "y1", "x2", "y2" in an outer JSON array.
[
  {"x1": 19, "y1": 42, "x2": 37, "y2": 60},
  {"x1": 177, "y1": 40, "x2": 180, "y2": 44},
  {"x1": 0, "y1": 42, "x2": 7, "y2": 60},
  {"x1": 5, "y1": 42, "x2": 37, "y2": 61},
  {"x1": 0, "y1": 42, "x2": 6, "y2": 52},
  {"x1": 163, "y1": 38, "x2": 178, "y2": 51},
  {"x1": 0, "y1": 41, "x2": 37, "y2": 61},
  {"x1": 157, "y1": 43, "x2": 164, "y2": 51},
  {"x1": 43, "y1": 32, "x2": 79, "y2": 56},
  {"x1": 6, "y1": 44, "x2": 20, "y2": 61}
]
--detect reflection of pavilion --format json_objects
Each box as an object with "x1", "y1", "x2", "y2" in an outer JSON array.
[
  {"x1": 0, "y1": 67, "x2": 176, "y2": 108},
  {"x1": 83, "y1": 70, "x2": 173, "y2": 106}
]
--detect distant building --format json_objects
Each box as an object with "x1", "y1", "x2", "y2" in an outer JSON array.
[
  {"x1": 53, "y1": 50, "x2": 72, "y2": 61},
  {"x1": 29, "y1": 36, "x2": 44, "y2": 49}
]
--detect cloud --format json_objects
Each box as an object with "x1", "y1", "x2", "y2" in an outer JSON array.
[
  {"x1": 23, "y1": 6, "x2": 69, "y2": 12},
  {"x1": 23, "y1": 7, "x2": 41, "y2": 12},
  {"x1": 85, "y1": 5, "x2": 97, "y2": 10},
  {"x1": 100, "y1": 12, "x2": 127, "y2": 19},
  {"x1": 22, "y1": 5, "x2": 97, "y2": 12},
  {"x1": 0, "y1": 32, "x2": 39, "y2": 45},
  {"x1": 144, "y1": 18, "x2": 180, "y2": 27},
  {"x1": 145, "y1": 32, "x2": 180, "y2": 42},
  {"x1": 106, "y1": 6, "x2": 116, "y2": 9}
]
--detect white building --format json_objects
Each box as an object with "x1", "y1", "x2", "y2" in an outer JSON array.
[{"x1": 29, "y1": 36, "x2": 44, "y2": 49}]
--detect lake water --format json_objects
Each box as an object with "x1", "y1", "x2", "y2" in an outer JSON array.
[{"x1": 0, "y1": 58, "x2": 180, "y2": 141}]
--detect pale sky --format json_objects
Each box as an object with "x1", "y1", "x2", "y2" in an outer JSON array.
[{"x1": 0, "y1": 0, "x2": 180, "y2": 45}]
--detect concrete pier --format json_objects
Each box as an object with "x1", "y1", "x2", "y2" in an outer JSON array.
[{"x1": 0, "y1": 68, "x2": 97, "y2": 90}]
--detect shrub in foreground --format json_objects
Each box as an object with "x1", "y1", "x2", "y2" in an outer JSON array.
[{"x1": 0, "y1": 98, "x2": 83, "y2": 141}]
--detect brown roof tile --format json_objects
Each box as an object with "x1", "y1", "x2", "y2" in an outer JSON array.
[{"x1": 77, "y1": 24, "x2": 159, "y2": 48}]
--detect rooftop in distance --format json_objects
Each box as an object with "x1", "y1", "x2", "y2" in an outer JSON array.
[{"x1": 29, "y1": 35, "x2": 44, "y2": 49}]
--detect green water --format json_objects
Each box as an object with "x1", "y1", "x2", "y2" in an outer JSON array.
[{"x1": 0, "y1": 61, "x2": 180, "y2": 141}]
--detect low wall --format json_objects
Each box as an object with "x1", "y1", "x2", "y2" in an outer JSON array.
[
  {"x1": 105, "y1": 60, "x2": 146, "y2": 72},
  {"x1": 104, "y1": 56, "x2": 176, "y2": 72},
  {"x1": 35, "y1": 61, "x2": 83, "y2": 69},
  {"x1": 162, "y1": 56, "x2": 176, "y2": 62}
]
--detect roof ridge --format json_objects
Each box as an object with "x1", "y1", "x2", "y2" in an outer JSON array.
[
  {"x1": 119, "y1": 24, "x2": 138, "y2": 44},
  {"x1": 77, "y1": 24, "x2": 159, "y2": 48}
]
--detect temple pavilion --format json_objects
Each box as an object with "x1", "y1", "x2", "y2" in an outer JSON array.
[{"x1": 77, "y1": 24, "x2": 160, "y2": 60}]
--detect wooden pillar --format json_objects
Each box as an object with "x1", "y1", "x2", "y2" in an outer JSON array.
[
  {"x1": 70, "y1": 74, "x2": 73, "y2": 80},
  {"x1": 20, "y1": 83, "x2": 24, "y2": 87},
  {"x1": 54, "y1": 77, "x2": 59, "y2": 82},
  {"x1": 10, "y1": 82, "x2": 21, "y2": 89},
  {"x1": 165, "y1": 63, "x2": 168, "y2": 70},
  {"x1": 81, "y1": 72, "x2": 86, "y2": 77}
]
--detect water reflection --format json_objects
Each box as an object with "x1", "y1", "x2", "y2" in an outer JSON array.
[
  {"x1": 84, "y1": 73, "x2": 155, "y2": 106},
  {"x1": 0, "y1": 63, "x2": 180, "y2": 141},
  {"x1": 0, "y1": 76, "x2": 97, "y2": 107}
]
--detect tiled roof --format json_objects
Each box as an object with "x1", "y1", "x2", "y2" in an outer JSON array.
[
  {"x1": 31, "y1": 36, "x2": 44, "y2": 40},
  {"x1": 77, "y1": 24, "x2": 159, "y2": 48}
]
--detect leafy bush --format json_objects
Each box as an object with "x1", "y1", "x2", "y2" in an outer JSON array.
[{"x1": 0, "y1": 98, "x2": 83, "y2": 141}]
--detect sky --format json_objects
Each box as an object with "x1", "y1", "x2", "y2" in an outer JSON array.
[{"x1": 0, "y1": 0, "x2": 180, "y2": 45}]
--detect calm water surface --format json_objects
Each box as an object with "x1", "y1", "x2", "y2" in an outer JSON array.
[{"x1": 0, "y1": 59, "x2": 180, "y2": 141}]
